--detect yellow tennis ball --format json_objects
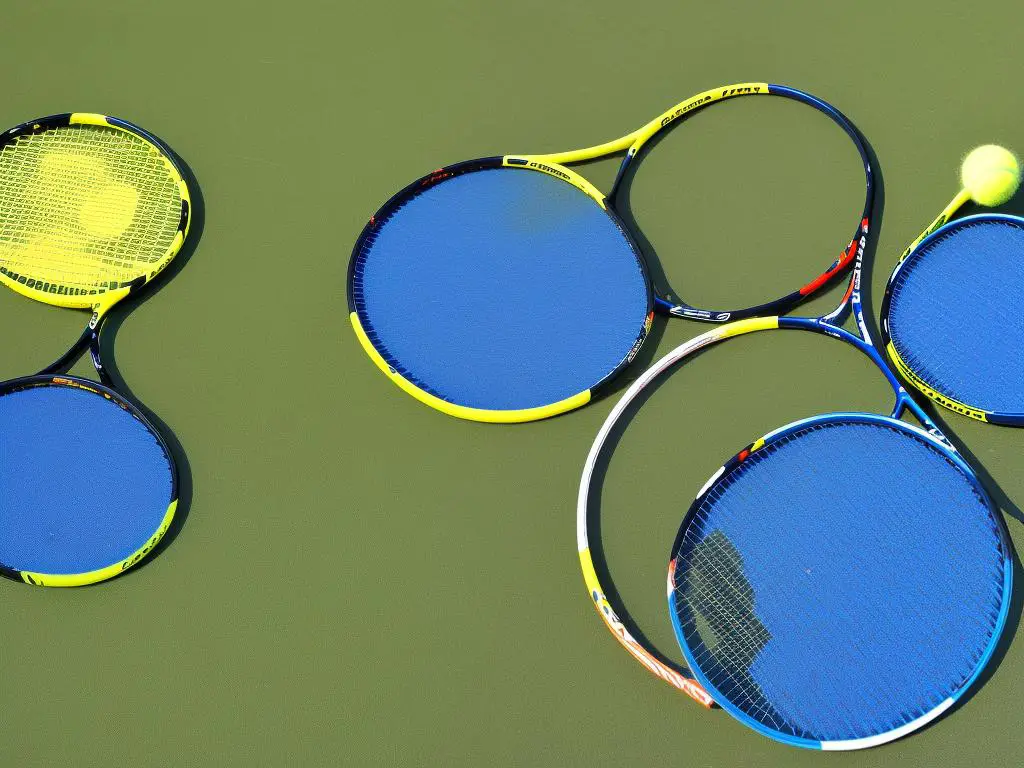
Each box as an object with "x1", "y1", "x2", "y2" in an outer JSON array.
[{"x1": 961, "y1": 145, "x2": 1021, "y2": 206}]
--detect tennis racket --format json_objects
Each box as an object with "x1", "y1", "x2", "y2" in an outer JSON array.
[
  {"x1": 578, "y1": 174, "x2": 1013, "y2": 748},
  {"x1": 879, "y1": 147, "x2": 1024, "y2": 424},
  {"x1": 0, "y1": 113, "x2": 192, "y2": 587},
  {"x1": 348, "y1": 83, "x2": 872, "y2": 423}
]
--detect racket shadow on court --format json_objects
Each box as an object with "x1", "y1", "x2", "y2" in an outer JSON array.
[{"x1": 88, "y1": 156, "x2": 206, "y2": 575}]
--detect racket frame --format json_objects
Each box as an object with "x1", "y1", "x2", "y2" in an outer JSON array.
[
  {"x1": 0, "y1": 112, "x2": 192, "y2": 319},
  {"x1": 347, "y1": 156, "x2": 651, "y2": 422},
  {"x1": 0, "y1": 373, "x2": 179, "y2": 587},
  {"x1": 577, "y1": 224, "x2": 870, "y2": 707},
  {"x1": 349, "y1": 83, "x2": 873, "y2": 422},
  {"x1": 578, "y1": 211, "x2": 1014, "y2": 746},
  {"x1": 666, "y1": 407, "x2": 1012, "y2": 750},
  {"x1": 0, "y1": 113, "x2": 192, "y2": 585},
  {"x1": 880, "y1": 212, "x2": 1024, "y2": 425}
]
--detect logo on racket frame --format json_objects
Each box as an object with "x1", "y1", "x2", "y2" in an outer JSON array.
[
  {"x1": 590, "y1": 584, "x2": 713, "y2": 706},
  {"x1": 668, "y1": 306, "x2": 731, "y2": 322}
]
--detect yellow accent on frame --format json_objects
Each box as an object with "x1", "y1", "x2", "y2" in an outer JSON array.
[
  {"x1": 20, "y1": 499, "x2": 177, "y2": 587},
  {"x1": 718, "y1": 316, "x2": 780, "y2": 337},
  {"x1": 528, "y1": 83, "x2": 770, "y2": 167},
  {"x1": 502, "y1": 157, "x2": 607, "y2": 208},
  {"x1": 505, "y1": 83, "x2": 772, "y2": 200},
  {"x1": 579, "y1": 546, "x2": 715, "y2": 707},
  {"x1": 579, "y1": 547, "x2": 602, "y2": 593},
  {"x1": 0, "y1": 276, "x2": 133, "y2": 313},
  {"x1": 351, "y1": 313, "x2": 591, "y2": 422},
  {"x1": 885, "y1": 342, "x2": 990, "y2": 423},
  {"x1": 69, "y1": 113, "x2": 111, "y2": 127},
  {"x1": 630, "y1": 83, "x2": 769, "y2": 154},
  {"x1": 897, "y1": 189, "x2": 972, "y2": 263},
  {"x1": 0, "y1": 115, "x2": 190, "y2": 311}
]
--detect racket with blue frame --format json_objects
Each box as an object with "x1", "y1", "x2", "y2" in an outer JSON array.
[
  {"x1": 348, "y1": 83, "x2": 872, "y2": 423},
  {"x1": 0, "y1": 113, "x2": 192, "y2": 587},
  {"x1": 577, "y1": 161, "x2": 1014, "y2": 748}
]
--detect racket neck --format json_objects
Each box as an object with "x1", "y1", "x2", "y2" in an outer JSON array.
[
  {"x1": 893, "y1": 388, "x2": 951, "y2": 447},
  {"x1": 37, "y1": 307, "x2": 111, "y2": 386},
  {"x1": 530, "y1": 133, "x2": 638, "y2": 166},
  {"x1": 901, "y1": 189, "x2": 972, "y2": 260}
]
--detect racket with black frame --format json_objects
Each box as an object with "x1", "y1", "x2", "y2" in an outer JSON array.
[
  {"x1": 0, "y1": 113, "x2": 192, "y2": 586},
  {"x1": 348, "y1": 83, "x2": 872, "y2": 422}
]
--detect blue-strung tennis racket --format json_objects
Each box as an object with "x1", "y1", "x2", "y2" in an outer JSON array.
[
  {"x1": 348, "y1": 83, "x2": 872, "y2": 423},
  {"x1": 882, "y1": 214, "x2": 1024, "y2": 423},
  {"x1": 578, "y1": 168, "x2": 1013, "y2": 748},
  {"x1": 878, "y1": 146, "x2": 1023, "y2": 425}
]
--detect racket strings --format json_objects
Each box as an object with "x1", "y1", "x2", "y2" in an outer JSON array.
[
  {"x1": 350, "y1": 193, "x2": 440, "y2": 395},
  {"x1": 352, "y1": 167, "x2": 649, "y2": 410},
  {"x1": 675, "y1": 503, "x2": 790, "y2": 734},
  {"x1": 888, "y1": 219, "x2": 1024, "y2": 412},
  {"x1": 672, "y1": 420, "x2": 1008, "y2": 742},
  {"x1": 678, "y1": 530, "x2": 783, "y2": 726},
  {"x1": 352, "y1": 188, "x2": 472, "y2": 400},
  {"x1": 0, "y1": 384, "x2": 173, "y2": 575},
  {"x1": 0, "y1": 124, "x2": 183, "y2": 294}
]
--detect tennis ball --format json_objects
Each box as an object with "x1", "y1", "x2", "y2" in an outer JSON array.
[{"x1": 961, "y1": 145, "x2": 1021, "y2": 206}]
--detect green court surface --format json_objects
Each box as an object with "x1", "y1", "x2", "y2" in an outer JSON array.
[{"x1": 2, "y1": 1, "x2": 1024, "y2": 765}]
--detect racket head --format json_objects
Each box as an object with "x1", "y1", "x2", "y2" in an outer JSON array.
[
  {"x1": 348, "y1": 157, "x2": 653, "y2": 423},
  {"x1": 0, "y1": 375, "x2": 178, "y2": 586},
  {"x1": 668, "y1": 413, "x2": 1012, "y2": 750},
  {"x1": 0, "y1": 113, "x2": 191, "y2": 312},
  {"x1": 881, "y1": 214, "x2": 1024, "y2": 425},
  {"x1": 626, "y1": 83, "x2": 874, "y2": 323},
  {"x1": 350, "y1": 85, "x2": 872, "y2": 422}
]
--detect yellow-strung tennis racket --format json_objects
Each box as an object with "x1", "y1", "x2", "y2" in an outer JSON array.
[{"x1": 0, "y1": 113, "x2": 192, "y2": 586}]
